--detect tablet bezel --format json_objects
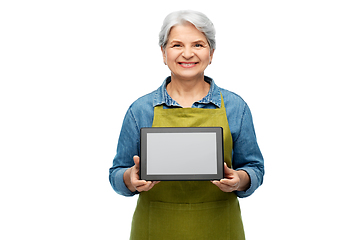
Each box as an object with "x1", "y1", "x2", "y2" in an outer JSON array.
[{"x1": 140, "y1": 127, "x2": 224, "y2": 181}]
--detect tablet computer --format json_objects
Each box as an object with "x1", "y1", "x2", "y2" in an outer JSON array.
[{"x1": 140, "y1": 127, "x2": 224, "y2": 181}]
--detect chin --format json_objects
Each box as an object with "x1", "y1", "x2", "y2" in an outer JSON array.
[{"x1": 173, "y1": 73, "x2": 204, "y2": 80}]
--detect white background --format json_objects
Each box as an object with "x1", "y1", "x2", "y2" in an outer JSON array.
[{"x1": 1, "y1": 1, "x2": 359, "y2": 239}]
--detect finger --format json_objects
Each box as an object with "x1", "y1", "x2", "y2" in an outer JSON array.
[
  {"x1": 212, "y1": 180, "x2": 237, "y2": 192},
  {"x1": 216, "y1": 184, "x2": 232, "y2": 192},
  {"x1": 132, "y1": 179, "x2": 147, "y2": 189},
  {"x1": 212, "y1": 180, "x2": 225, "y2": 190},
  {"x1": 219, "y1": 165, "x2": 235, "y2": 182},
  {"x1": 223, "y1": 162, "x2": 232, "y2": 174},
  {"x1": 211, "y1": 180, "x2": 219, "y2": 185},
  {"x1": 130, "y1": 166, "x2": 146, "y2": 185},
  {"x1": 220, "y1": 178, "x2": 237, "y2": 186},
  {"x1": 133, "y1": 181, "x2": 148, "y2": 191},
  {"x1": 136, "y1": 181, "x2": 156, "y2": 192},
  {"x1": 211, "y1": 181, "x2": 221, "y2": 189},
  {"x1": 130, "y1": 165, "x2": 140, "y2": 180},
  {"x1": 133, "y1": 155, "x2": 140, "y2": 168},
  {"x1": 148, "y1": 181, "x2": 160, "y2": 190}
]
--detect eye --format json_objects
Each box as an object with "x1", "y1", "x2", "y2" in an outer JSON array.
[
  {"x1": 195, "y1": 43, "x2": 204, "y2": 48},
  {"x1": 172, "y1": 44, "x2": 181, "y2": 48}
]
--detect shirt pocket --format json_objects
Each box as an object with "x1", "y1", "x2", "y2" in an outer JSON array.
[{"x1": 149, "y1": 200, "x2": 230, "y2": 240}]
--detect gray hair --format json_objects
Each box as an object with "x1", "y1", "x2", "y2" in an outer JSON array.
[{"x1": 159, "y1": 10, "x2": 216, "y2": 51}]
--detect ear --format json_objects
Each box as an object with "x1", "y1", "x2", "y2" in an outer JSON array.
[
  {"x1": 209, "y1": 49, "x2": 215, "y2": 64},
  {"x1": 161, "y1": 46, "x2": 167, "y2": 65}
]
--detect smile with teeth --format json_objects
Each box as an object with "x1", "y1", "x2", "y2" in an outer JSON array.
[{"x1": 178, "y1": 62, "x2": 198, "y2": 68}]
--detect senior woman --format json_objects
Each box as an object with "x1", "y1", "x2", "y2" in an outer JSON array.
[{"x1": 109, "y1": 10, "x2": 264, "y2": 240}]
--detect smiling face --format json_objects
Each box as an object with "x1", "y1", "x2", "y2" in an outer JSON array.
[{"x1": 162, "y1": 22, "x2": 214, "y2": 82}]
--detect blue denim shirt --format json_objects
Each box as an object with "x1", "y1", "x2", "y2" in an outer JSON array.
[{"x1": 109, "y1": 76, "x2": 264, "y2": 198}]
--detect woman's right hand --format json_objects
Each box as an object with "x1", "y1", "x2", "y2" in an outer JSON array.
[{"x1": 124, "y1": 156, "x2": 160, "y2": 192}]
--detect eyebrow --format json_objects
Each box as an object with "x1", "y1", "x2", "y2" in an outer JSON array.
[
  {"x1": 193, "y1": 40, "x2": 207, "y2": 43},
  {"x1": 169, "y1": 40, "x2": 182, "y2": 44},
  {"x1": 169, "y1": 39, "x2": 207, "y2": 44}
]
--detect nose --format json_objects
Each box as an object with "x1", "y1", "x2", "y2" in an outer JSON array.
[{"x1": 182, "y1": 46, "x2": 194, "y2": 59}]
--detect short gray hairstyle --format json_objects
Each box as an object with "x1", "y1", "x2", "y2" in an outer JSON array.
[{"x1": 159, "y1": 10, "x2": 216, "y2": 51}]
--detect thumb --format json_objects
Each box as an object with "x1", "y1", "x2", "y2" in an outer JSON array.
[
  {"x1": 223, "y1": 162, "x2": 231, "y2": 173},
  {"x1": 133, "y1": 155, "x2": 140, "y2": 168}
]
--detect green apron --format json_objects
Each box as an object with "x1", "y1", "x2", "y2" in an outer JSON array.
[{"x1": 130, "y1": 93, "x2": 245, "y2": 240}]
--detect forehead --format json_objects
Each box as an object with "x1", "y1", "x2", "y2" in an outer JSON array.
[{"x1": 168, "y1": 22, "x2": 207, "y2": 42}]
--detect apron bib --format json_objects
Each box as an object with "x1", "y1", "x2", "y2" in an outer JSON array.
[{"x1": 130, "y1": 94, "x2": 245, "y2": 240}]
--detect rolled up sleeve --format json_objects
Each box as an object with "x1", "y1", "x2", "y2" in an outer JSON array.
[
  {"x1": 232, "y1": 104, "x2": 264, "y2": 198},
  {"x1": 109, "y1": 108, "x2": 140, "y2": 196}
]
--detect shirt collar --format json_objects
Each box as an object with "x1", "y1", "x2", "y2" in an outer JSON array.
[{"x1": 153, "y1": 76, "x2": 222, "y2": 108}]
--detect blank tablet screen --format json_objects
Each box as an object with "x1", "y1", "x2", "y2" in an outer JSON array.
[{"x1": 140, "y1": 127, "x2": 224, "y2": 181}]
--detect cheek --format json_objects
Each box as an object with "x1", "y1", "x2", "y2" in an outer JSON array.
[
  {"x1": 166, "y1": 51, "x2": 179, "y2": 62},
  {"x1": 197, "y1": 49, "x2": 211, "y2": 59},
  {"x1": 200, "y1": 53, "x2": 211, "y2": 63}
]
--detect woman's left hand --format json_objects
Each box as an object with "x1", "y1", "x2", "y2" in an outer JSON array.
[{"x1": 211, "y1": 163, "x2": 250, "y2": 192}]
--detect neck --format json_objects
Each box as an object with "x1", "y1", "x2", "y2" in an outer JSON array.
[{"x1": 166, "y1": 74, "x2": 210, "y2": 108}]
